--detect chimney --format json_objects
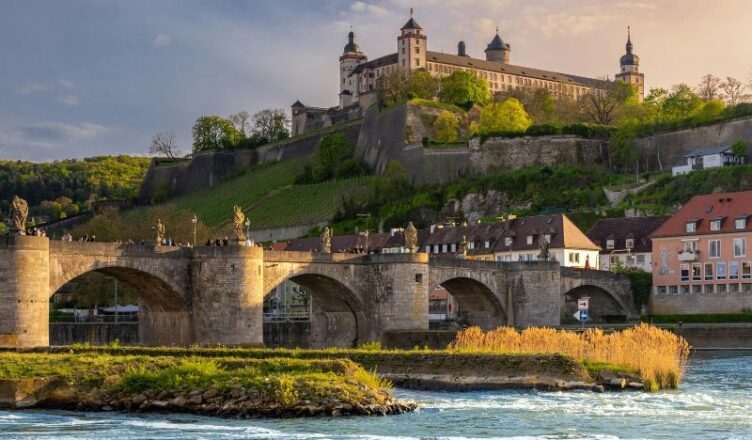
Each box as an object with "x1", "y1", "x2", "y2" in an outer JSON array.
[{"x1": 457, "y1": 40, "x2": 467, "y2": 57}]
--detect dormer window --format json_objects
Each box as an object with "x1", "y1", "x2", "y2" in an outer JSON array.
[
  {"x1": 736, "y1": 217, "x2": 748, "y2": 230},
  {"x1": 685, "y1": 221, "x2": 697, "y2": 233},
  {"x1": 606, "y1": 239, "x2": 615, "y2": 249},
  {"x1": 526, "y1": 235, "x2": 533, "y2": 245},
  {"x1": 504, "y1": 237, "x2": 513, "y2": 246},
  {"x1": 710, "y1": 220, "x2": 722, "y2": 231},
  {"x1": 626, "y1": 239, "x2": 635, "y2": 249},
  {"x1": 543, "y1": 234, "x2": 551, "y2": 243},
  {"x1": 484, "y1": 240, "x2": 490, "y2": 248}
]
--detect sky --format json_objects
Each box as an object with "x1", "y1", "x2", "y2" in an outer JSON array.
[{"x1": 1, "y1": 0, "x2": 751, "y2": 161}]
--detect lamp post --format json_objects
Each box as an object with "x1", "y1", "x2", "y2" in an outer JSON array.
[{"x1": 192, "y1": 214, "x2": 197, "y2": 247}]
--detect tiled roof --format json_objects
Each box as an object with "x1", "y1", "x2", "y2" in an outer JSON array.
[
  {"x1": 651, "y1": 191, "x2": 752, "y2": 238},
  {"x1": 587, "y1": 216, "x2": 669, "y2": 254},
  {"x1": 350, "y1": 53, "x2": 399, "y2": 76},
  {"x1": 683, "y1": 145, "x2": 732, "y2": 158}
]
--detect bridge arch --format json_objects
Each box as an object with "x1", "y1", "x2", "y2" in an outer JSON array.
[
  {"x1": 49, "y1": 263, "x2": 193, "y2": 346},
  {"x1": 264, "y1": 265, "x2": 369, "y2": 348},
  {"x1": 431, "y1": 274, "x2": 508, "y2": 330},
  {"x1": 562, "y1": 284, "x2": 631, "y2": 323}
]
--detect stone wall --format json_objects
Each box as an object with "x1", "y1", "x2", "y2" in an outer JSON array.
[
  {"x1": 650, "y1": 287, "x2": 752, "y2": 314},
  {"x1": 139, "y1": 122, "x2": 362, "y2": 202},
  {"x1": 50, "y1": 323, "x2": 139, "y2": 346},
  {"x1": 633, "y1": 117, "x2": 752, "y2": 172},
  {"x1": 469, "y1": 135, "x2": 608, "y2": 174}
]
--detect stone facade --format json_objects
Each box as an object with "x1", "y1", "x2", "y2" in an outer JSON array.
[{"x1": 0, "y1": 237, "x2": 632, "y2": 348}]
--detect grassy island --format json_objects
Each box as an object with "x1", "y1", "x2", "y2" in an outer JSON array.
[{"x1": 0, "y1": 353, "x2": 412, "y2": 417}]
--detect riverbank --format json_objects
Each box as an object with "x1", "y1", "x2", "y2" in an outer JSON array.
[{"x1": 0, "y1": 353, "x2": 414, "y2": 417}]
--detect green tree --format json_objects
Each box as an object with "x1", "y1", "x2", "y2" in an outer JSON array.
[
  {"x1": 611, "y1": 118, "x2": 642, "y2": 172},
  {"x1": 377, "y1": 68, "x2": 410, "y2": 107},
  {"x1": 407, "y1": 69, "x2": 441, "y2": 99},
  {"x1": 192, "y1": 116, "x2": 240, "y2": 152},
  {"x1": 731, "y1": 139, "x2": 748, "y2": 158},
  {"x1": 439, "y1": 71, "x2": 490, "y2": 106},
  {"x1": 433, "y1": 111, "x2": 460, "y2": 142},
  {"x1": 661, "y1": 84, "x2": 703, "y2": 121},
  {"x1": 477, "y1": 98, "x2": 532, "y2": 135},
  {"x1": 694, "y1": 99, "x2": 725, "y2": 122},
  {"x1": 252, "y1": 109, "x2": 290, "y2": 142},
  {"x1": 581, "y1": 80, "x2": 636, "y2": 125}
]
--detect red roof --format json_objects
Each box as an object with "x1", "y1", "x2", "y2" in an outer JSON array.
[{"x1": 651, "y1": 191, "x2": 752, "y2": 238}]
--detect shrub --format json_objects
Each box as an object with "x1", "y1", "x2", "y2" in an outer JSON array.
[
  {"x1": 477, "y1": 98, "x2": 532, "y2": 135},
  {"x1": 561, "y1": 123, "x2": 614, "y2": 139},
  {"x1": 525, "y1": 124, "x2": 562, "y2": 136},
  {"x1": 433, "y1": 110, "x2": 460, "y2": 142}
]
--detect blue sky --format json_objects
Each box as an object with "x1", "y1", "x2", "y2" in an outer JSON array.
[{"x1": 1, "y1": 0, "x2": 751, "y2": 161}]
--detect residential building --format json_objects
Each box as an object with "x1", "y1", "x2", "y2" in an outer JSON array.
[
  {"x1": 587, "y1": 216, "x2": 669, "y2": 272},
  {"x1": 671, "y1": 145, "x2": 745, "y2": 176},
  {"x1": 650, "y1": 191, "x2": 752, "y2": 314}
]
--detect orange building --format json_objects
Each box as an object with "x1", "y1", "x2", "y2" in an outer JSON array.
[{"x1": 650, "y1": 191, "x2": 752, "y2": 313}]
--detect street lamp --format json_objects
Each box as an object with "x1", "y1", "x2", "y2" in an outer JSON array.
[{"x1": 192, "y1": 214, "x2": 197, "y2": 247}]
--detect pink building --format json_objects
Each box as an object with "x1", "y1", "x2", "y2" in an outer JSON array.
[{"x1": 650, "y1": 191, "x2": 752, "y2": 314}]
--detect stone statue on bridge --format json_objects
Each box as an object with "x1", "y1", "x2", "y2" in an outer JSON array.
[
  {"x1": 459, "y1": 235, "x2": 469, "y2": 257},
  {"x1": 11, "y1": 196, "x2": 29, "y2": 235},
  {"x1": 405, "y1": 222, "x2": 418, "y2": 253},
  {"x1": 232, "y1": 205, "x2": 246, "y2": 242},
  {"x1": 153, "y1": 219, "x2": 165, "y2": 245},
  {"x1": 538, "y1": 233, "x2": 550, "y2": 261},
  {"x1": 321, "y1": 227, "x2": 332, "y2": 253}
]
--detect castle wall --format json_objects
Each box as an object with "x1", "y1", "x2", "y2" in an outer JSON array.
[{"x1": 139, "y1": 122, "x2": 362, "y2": 202}]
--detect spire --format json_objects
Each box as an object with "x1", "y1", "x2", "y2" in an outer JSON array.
[
  {"x1": 626, "y1": 26, "x2": 633, "y2": 54},
  {"x1": 343, "y1": 29, "x2": 360, "y2": 54}
]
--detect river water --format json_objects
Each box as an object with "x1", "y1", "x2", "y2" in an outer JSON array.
[{"x1": 1, "y1": 351, "x2": 751, "y2": 440}]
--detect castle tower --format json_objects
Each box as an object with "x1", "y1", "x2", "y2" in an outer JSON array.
[
  {"x1": 485, "y1": 27, "x2": 511, "y2": 63},
  {"x1": 615, "y1": 26, "x2": 644, "y2": 102},
  {"x1": 339, "y1": 30, "x2": 367, "y2": 108},
  {"x1": 397, "y1": 10, "x2": 426, "y2": 71}
]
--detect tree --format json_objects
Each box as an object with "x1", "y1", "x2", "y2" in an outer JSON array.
[
  {"x1": 407, "y1": 69, "x2": 441, "y2": 100},
  {"x1": 581, "y1": 79, "x2": 636, "y2": 125},
  {"x1": 377, "y1": 68, "x2": 410, "y2": 107},
  {"x1": 439, "y1": 70, "x2": 490, "y2": 106},
  {"x1": 228, "y1": 111, "x2": 251, "y2": 138},
  {"x1": 192, "y1": 116, "x2": 240, "y2": 153},
  {"x1": 720, "y1": 76, "x2": 748, "y2": 105},
  {"x1": 697, "y1": 74, "x2": 722, "y2": 101},
  {"x1": 661, "y1": 84, "x2": 703, "y2": 121},
  {"x1": 477, "y1": 98, "x2": 532, "y2": 135},
  {"x1": 433, "y1": 111, "x2": 460, "y2": 142},
  {"x1": 252, "y1": 109, "x2": 290, "y2": 142},
  {"x1": 731, "y1": 139, "x2": 748, "y2": 158},
  {"x1": 149, "y1": 131, "x2": 182, "y2": 159}
]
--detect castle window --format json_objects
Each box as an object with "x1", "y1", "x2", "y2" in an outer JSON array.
[
  {"x1": 415, "y1": 59, "x2": 420, "y2": 67},
  {"x1": 415, "y1": 47, "x2": 420, "y2": 54}
]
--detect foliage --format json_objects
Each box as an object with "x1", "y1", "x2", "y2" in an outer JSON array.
[
  {"x1": 408, "y1": 98, "x2": 464, "y2": 113},
  {"x1": 611, "y1": 268, "x2": 652, "y2": 308},
  {"x1": 433, "y1": 110, "x2": 460, "y2": 142},
  {"x1": 731, "y1": 138, "x2": 748, "y2": 158},
  {"x1": 477, "y1": 98, "x2": 532, "y2": 135},
  {"x1": 407, "y1": 69, "x2": 441, "y2": 100},
  {"x1": 192, "y1": 115, "x2": 241, "y2": 153},
  {"x1": 0, "y1": 156, "x2": 149, "y2": 216},
  {"x1": 251, "y1": 108, "x2": 290, "y2": 142},
  {"x1": 376, "y1": 68, "x2": 411, "y2": 107},
  {"x1": 525, "y1": 124, "x2": 561, "y2": 136},
  {"x1": 439, "y1": 70, "x2": 490, "y2": 107},
  {"x1": 580, "y1": 80, "x2": 637, "y2": 125},
  {"x1": 449, "y1": 324, "x2": 690, "y2": 390},
  {"x1": 296, "y1": 134, "x2": 369, "y2": 184}
]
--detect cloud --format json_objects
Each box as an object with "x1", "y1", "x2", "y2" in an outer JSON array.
[
  {"x1": 16, "y1": 83, "x2": 50, "y2": 95},
  {"x1": 152, "y1": 33, "x2": 172, "y2": 47},
  {"x1": 57, "y1": 95, "x2": 79, "y2": 106},
  {"x1": 0, "y1": 122, "x2": 112, "y2": 150},
  {"x1": 58, "y1": 80, "x2": 74, "y2": 89},
  {"x1": 350, "y1": 1, "x2": 390, "y2": 16}
]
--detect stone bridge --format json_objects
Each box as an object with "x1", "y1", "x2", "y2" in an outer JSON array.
[{"x1": 0, "y1": 236, "x2": 635, "y2": 348}]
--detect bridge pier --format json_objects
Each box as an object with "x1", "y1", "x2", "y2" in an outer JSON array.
[{"x1": 0, "y1": 236, "x2": 51, "y2": 348}]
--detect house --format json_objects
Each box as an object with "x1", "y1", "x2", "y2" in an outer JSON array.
[
  {"x1": 586, "y1": 216, "x2": 669, "y2": 272},
  {"x1": 650, "y1": 191, "x2": 752, "y2": 313},
  {"x1": 671, "y1": 145, "x2": 744, "y2": 176},
  {"x1": 492, "y1": 214, "x2": 601, "y2": 269}
]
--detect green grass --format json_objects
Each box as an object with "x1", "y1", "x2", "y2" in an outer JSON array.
[
  {"x1": 408, "y1": 98, "x2": 466, "y2": 114},
  {"x1": 642, "y1": 313, "x2": 752, "y2": 324}
]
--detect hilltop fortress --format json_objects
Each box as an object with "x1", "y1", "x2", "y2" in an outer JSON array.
[{"x1": 292, "y1": 12, "x2": 644, "y2": 135}]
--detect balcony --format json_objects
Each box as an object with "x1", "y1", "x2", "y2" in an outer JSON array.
[{"x1": 678, "y1": 251, "x2": 699, "y2": 262}]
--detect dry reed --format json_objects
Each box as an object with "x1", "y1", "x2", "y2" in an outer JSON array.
[{"x1": 449, "y1": 324, "x2": 690, "y2": 390}]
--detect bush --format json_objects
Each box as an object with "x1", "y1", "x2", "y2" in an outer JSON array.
[
  {"x1": 561, "y1": 123, "x2": 614, "y2": 139},
  {"x1": 525, "y1": 124, "x2": 562, "y2": 136},
  {"x1": 433, "y1": 110, "x2": 460, "y2": 142}
]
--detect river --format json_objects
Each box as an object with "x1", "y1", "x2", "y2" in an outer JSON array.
[{"x1": 1, "y1": 351, "x2": 750, "y2": 440}]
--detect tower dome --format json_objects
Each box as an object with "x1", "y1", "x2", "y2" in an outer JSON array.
[
  {"x1": 620, "y1": 26, "x2": 639, "y2": 66},
  {"x1": 485, "y1": 27, "x2": 511, "y2": 63},
  {"x1": 343, "y1": 30, "x2": 361, "y2": 54}
]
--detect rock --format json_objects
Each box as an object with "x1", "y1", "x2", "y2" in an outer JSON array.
[
  {"x1": 189, "y1": 389, "x2": 202, "y2": 397},
  {"x1": 150, "y1": 400, "x2": 170, "y2": 409},
  {"x1": 132, "y1": 394, "x2": 147, "y2": 405},
  {"x1": 608, "y1": 378, "x2": 627, "y2": 389},
  {"x1": 188, "y1": 394, "x2": 203, "y2": 405},
  {"x1": 202, "y1": 388, "x2": 218, "y2": 399},
  {"x1": 596, "y1": 371, "x2": 616, "y2": 383},
  {"x1": 155, "y1": 390, "x2": 168, "y2": 401},
  {"x1": 172, "y1": 396, "x2": 187, "y2": 408},
  {"x1": 102, "y1": 405, "x2": 113, "y2": 411},
  {"x1": 627, "y1": 381, "x2": 645, "y2": 390},
  {"x1": 331, "y1": 409, "x2": 342, "y2": 417},
  {"x1": 591, "y1": 384, "x2": 605, "y2": 393}
]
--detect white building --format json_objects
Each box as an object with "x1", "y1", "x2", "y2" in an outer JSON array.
[{"x1": 672, "y1": 145, "x2": 744, "y2": 176}]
